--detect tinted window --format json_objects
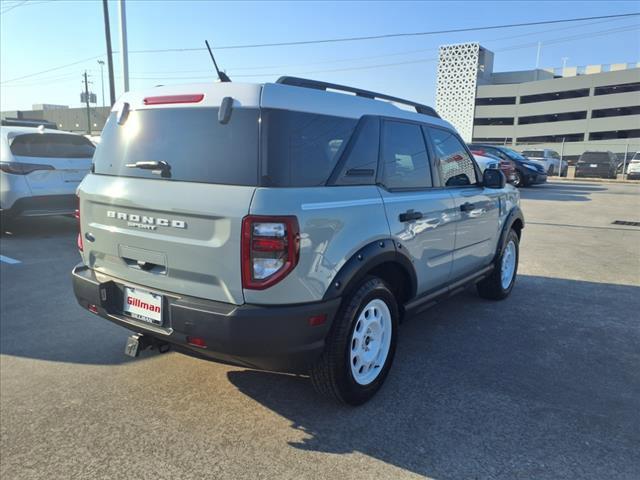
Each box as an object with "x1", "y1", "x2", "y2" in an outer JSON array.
[
  {"x1": 521, "y1": 151, "x2": 545, "y2": 158},
  {"x1": 380, "y1": 121, "x2": 431, "y2": 189},
  {"x1": 475, "y1": 97, "x2": 516, "y2": 106},
  {"x1": 94, "y1": 108, "x2": 259, "y2": 185},
  {"x1": 427, "y1": 127, "x2": 477, "y2": 187},
  {"x1": 474, "y1": 117, "x2": 514, "y2": 126},
  {"x1": 520, "y1": 88, "x2": 589, "y2": 104},
  {"x1": 263, "y1": 109, "x2": 356, "y2": 187},
  {"x1": 10, "y1": 133, "x2": 95, "y2": 158},
  {"x1": 578, "y1": 152, "x2": 613, "y2": 164},
  {"x1": 594, "y1": 82, "x2": 640, "y2": 96},
  {"x1": 333, "y1": 117, "x2": 379, "y2": 186}
]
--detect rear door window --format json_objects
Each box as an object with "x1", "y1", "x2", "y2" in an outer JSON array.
[
  {"x1": 10, "y1": 133, "x2": 95, "y2": 158},
  {"x1": 380, "y1": 121, "x2": 432, "y2": 190},
  {"x1": 94, "y1": 108, "x2": 259, "y2": 185},
  {"x1": 262, "y1": 109, "x2": 356, "y2": 187},
  {"x1": 426, "y1": 127, "x2": 478, "y2": 187}
]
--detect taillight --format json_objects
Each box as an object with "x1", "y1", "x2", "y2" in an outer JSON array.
[
  {"x1": 0, "y1": 162, "x2": 54, "y2": 175},
  {"x1": 241, "y1": 215, "x2": 300, "y2": 290},
  {"x1": 75, "y1": 199, "x2": 83, "y2": 252},
  {"x1": 143, "y1": 94, "x2": 204, "y2": 105}
]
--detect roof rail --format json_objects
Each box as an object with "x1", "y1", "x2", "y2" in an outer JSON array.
[{"x1": 276, "y1": 76, "x2": 440, "y2": 118}]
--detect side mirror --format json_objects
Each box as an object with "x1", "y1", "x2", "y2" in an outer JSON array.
[{"x1": 483, "y1": 168, "x2": 506, "y2": 189}]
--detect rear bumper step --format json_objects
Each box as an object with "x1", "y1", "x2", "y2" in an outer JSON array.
[{"x1": 71, "y1": 264, "x2": 340, "y2": 373}]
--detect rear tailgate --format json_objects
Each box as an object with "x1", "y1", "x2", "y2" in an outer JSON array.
[
  {"x1": 82, "y1": 83, "x2": 262, "y2": 305},
  {"x1": 79, "y1": 175, "x2": 254, "y2": 304}
]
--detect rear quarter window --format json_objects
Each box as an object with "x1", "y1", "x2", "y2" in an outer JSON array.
[
  {"x1": 262, "y1": 109, "x2": 357, "y2": 187},
  {"x1": 10, "y1": 133, "x2": 95, "y2": 158}
]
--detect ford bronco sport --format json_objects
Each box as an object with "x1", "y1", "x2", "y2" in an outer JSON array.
[{"x1": 72, "y1": 77, "x2": 524, "y2": 405}]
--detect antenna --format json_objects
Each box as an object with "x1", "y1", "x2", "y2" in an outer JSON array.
[{"x1": 205, "y1": 40, "x2": 231, "y2": 82}]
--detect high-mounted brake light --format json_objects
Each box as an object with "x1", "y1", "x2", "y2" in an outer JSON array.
[
  {"x1": 143, "y1": 94, "x2": 204, "y2": 105},
  {"x1": 241, "y1": 216, "x2": 300, "y2": 290}
]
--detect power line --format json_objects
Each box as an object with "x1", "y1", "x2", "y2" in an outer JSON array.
[
  {"x1": 2, "y1": 12, "x2": 638, "y2": 85},
  {"x1": 127, "y1": 12, "x2": 640, "y2": 53},
  {"x1": 127, "y1": 24, "x2": 640, "y2": 80}
]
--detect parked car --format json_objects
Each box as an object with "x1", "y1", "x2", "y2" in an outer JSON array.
[
  {"x1": 72, "y1": 77, "x2": 523, "y2": 405},
  {"x1": 575, "y1": 151, "x2": 619, "y2": 179},
  {"x1": 468, "y1": 144, "x2": 547, "y2": 187},
  {"x1": 1, "y1": 126, "x2": 94, "y2": 225},
  {"x1": 520, "y1": 148, "x2": 568, "y2": 176},
  {"x1": 470, "y1": 149, "x2": 517, "y2": 184},
  {"x1": 625, "y1": 152, "x2": 640, "y2": 180}
]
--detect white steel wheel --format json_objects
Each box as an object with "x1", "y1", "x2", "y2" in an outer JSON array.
[
  {"x1": 349, "y1": 298, "x2": 392, "y2": 386},
  {"x1": 501, "y1": 240, "x2": 517, "y2": 289}
]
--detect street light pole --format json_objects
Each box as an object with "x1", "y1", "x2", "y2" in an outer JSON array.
[
  {"x1": 118, "y1": 0, "x2": 130, "y2": 93},
  {"x1": 97, "y1": 60, "x2": 105, "y2": 107},
  {"x1": 102, "y1": 0, "x2": 116, "y2": 106}
]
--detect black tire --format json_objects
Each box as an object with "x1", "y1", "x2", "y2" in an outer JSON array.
[
  {"x1": 477, "y1": 229, "x2": 519, "y2": 300},
  {"x1": 548, "y1": 165, "x2": 555, "y2": 176},
  {"x1": 310, "y1": 276, "x2": 399, "y2": 406},
  {"x1": 0, "y1": 211, "x2": 16, "y2": 233},
  {"x1": 513, "y1": 170, "x2": 525, "y2": 187}
]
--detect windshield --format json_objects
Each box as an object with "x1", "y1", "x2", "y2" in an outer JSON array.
[
  {"x1": 521, "y1": 151, "x2": 544, "y2": 158},
  {"x1": 496, "y1": 147, "x2": 527, "y2": 161}
]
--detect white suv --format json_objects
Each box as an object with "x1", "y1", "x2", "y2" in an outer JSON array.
[
  {"x1": 521, "y1": 148, "x2": 567, "y2": 176},
  {"x1": 1, "y1": 126, "x2": 94, "y2": 224}
]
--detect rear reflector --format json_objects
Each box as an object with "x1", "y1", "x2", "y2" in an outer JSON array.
[
  {"x1": 187, "y1": 336, "x2": 207, "y2": 348},
  {"x1": 143, "y1": 94, "x2": 204, "y2": 105},
  {"x1": 88, "y1": 304, "x2": 98, "y2": 314},
  {"x1": 308, "y1": 314, "x2": 327, "y2": 327}
]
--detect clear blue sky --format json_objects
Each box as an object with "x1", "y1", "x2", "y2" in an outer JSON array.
[{"x1": 1, "y1": 0, "x2": 638, "y2": 111}]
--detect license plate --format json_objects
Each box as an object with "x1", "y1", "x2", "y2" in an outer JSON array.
[
  {"x1": 590, "y1": 164, "x2": 598, "y2": 168},
  {"x1": 123, "y1": 287, "x2": 163, "y2": 326}
]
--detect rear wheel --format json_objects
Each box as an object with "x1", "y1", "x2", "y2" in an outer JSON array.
[
  {"x1": 512, "y1": 170, "x2": 524, "y2": 187},
  {"x1": 477, "y1": 229, "x2": 519, "y2": 300},
  {"x1": 311, "y1": 277, "x2": 398, "y2": 405},
  {"x1": 547, "y1": 165, "x2": 555, "y2": 176}
]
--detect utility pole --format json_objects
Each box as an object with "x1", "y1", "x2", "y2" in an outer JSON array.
[
  {"x1": 119, "y1": 0, "x2": 130, "y2": 93},
  {"x1": 561, "y1": 57, "x2": 569, "y2": 71},
  {"x1": 97, "y1": 60, "x2": 106, "y2": 107},
  {"x1": 535, "y1": 42, "x2": 542, "y2": 68},
  {"x1": 83, "y1": 71, "x2": 92, "y2": 134},
  {"x1": 102, "y1": 0, "x2": 116, "y2": 106}
]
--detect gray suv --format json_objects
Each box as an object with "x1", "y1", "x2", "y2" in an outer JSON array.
[{"x1": 72, "y1": 77, "x2": 524, "y2": 405}]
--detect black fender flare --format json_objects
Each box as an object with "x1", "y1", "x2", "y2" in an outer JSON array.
[
  {"x1": 322, "y1": 239, "x2": 418, "y2": 302},
  {"x1": 493, "y1": 206, "x2": 525, "y2": 263}
]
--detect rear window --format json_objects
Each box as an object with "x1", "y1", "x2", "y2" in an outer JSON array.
[
  {"x1": 94, "y1": 108, "x2": 259, "y2": 185},
  {"x1": 262, "y1": 109, "x2": 357, "y2": 187},
  {"x1": 10, "y1": 133, "x2": 95, "y2": 158},
  {"x1": 578, "y1": 152, "x2": 611, "y2": 163}
]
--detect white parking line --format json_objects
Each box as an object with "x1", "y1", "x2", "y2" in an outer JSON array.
[{"x1": 0, "y1": 255, "x2": 21, "y2": 265}]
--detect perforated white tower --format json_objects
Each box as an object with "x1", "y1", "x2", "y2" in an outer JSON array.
[{"x1": 436, "y1": 43, "x2": 493, "y2": 142}]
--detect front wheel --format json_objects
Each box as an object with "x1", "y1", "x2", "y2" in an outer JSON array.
[
  {"x1": 512, "y1": 170, "x2": 524, "y2": 187},
  {"x1": 311, "y1": 277, "x2": 399, "y2": 405},
  {"x1": 477, "y1": 229, "x2": 519, "y2": 300}
]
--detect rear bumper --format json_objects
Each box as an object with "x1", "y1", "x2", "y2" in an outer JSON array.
[
  {"x1": 627, "y1": 172, "x2": 640, "y2": 180},
  {"x1": 71, "y1": 264, "x2": 340, "y2": 373},
  {"x1": 2, "y1": 194, "x2": 77, "y2": 217}
]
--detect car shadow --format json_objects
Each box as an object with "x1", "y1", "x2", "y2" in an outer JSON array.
[
  {"x1": 227, "y1": 275, "x2": 640, "y2": 479},
  {"x1": 519, "y1": 182, "x2": 608, "y2": 202},
  {"x1": 1, "y1": 215, "x2": 77, "y2": 238}
]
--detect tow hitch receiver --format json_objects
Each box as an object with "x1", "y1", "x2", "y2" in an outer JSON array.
[{"x1": 124, "y1": 334, "x2": 170, "y2": 358}]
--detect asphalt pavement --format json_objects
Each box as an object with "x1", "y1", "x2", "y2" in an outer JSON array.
[{"x1": 1, "y1": 181, "x2": 639, "y2": 480}]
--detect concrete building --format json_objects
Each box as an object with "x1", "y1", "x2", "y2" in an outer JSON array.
[
  {"x1": 436, "y1": 43, "x2": 640, "y2": 161},
  {"x1": 1, "y1": 105, "x2": 110, "y2": 134}
]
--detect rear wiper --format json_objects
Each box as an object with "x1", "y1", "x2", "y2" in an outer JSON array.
[{"x1": 125, "y1": 160, "x2": 171, "y2": 178}]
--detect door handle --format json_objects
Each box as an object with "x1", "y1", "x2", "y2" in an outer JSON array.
[
  {"x1": 399, "y1": 210, "x2": 423, "y2": 222},
  {"x1": 460, "y1": 202, "x2": 476, "y2": 212}
]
